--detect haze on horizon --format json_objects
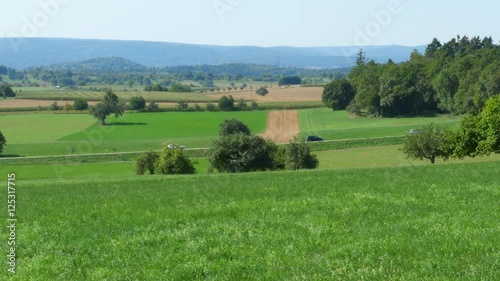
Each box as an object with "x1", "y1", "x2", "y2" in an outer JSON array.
[{"x1": 1, "y1": 0, "x2": 499, "y2": 47}]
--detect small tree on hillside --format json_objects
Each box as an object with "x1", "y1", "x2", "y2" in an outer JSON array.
[
  {"x1": 219, "y1": 119, "x2": 251, "y2": 136},
  {"x1": 401, "y1": 123, "x2": 452, "y2": 164},
  {"x1": 0, "y1": 131, "x2": 6, "y2": 154},
  {"x1": 256, "y1": 87, "x2": 269, "y2": 96},
  {"x1": 147, "y1": 101, "x2": 160, "y2": 112},
  {"x1": 73, "y1": 98, "x2": 89, "y2": 113}
]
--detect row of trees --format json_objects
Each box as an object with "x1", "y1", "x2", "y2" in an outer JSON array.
[
  {"x1": 402, "y1": 96, "x2": 500, "y2": 163},
  {"x1": 135, "y1": 119, "x2": 319, "y2": 175},
  {"x1": 323, "y1": 36, "x2": 499, "y2": 117},
  {"x1": 143, "y1": 83, "x2": 192, "y2": 92}
]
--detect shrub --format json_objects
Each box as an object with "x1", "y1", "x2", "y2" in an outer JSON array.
[
  {"x1": 129, "y1": 96, "x2": 146, "y2": 111},
  {"x1": 284, "y1": 141, "x2": 319, "y2": 170},
  {"x1": 206, "y1": 102, "x2": 217, "y2": 112},
  {"x1": 256, "y1": 87, "x2": 269, "y2": 96},
  {"x1": 176, "y1": 101, "x2": 189, "y2": 111},
  {"x1": 218, "y1": 95, "x2": 235, "y2": 111},
  {"x1": 155, "y1": 146, "x2": 196, "y2": 175},
  {"x1": 0, "y1": 131, "x2": 6, "y2": 153},
  {"x1": 209, "y1": 134, "x2": 276, "y2": 173},
  {"x1": 219, "y1": 119, "x2": 251, "y2": 136},
  {"x1": 147, "y1": 101, "x2": 160, "y2": 112},
  {"x1": 135, "y1": 150, "x2": 160, "y2": 175}
]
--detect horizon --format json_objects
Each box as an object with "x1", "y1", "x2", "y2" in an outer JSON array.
[
  {"x1": 1, "y1": 36, "x2": 430, "y2": 49},
  {"x1": 2, "y1": 0, "x2": 499, "y2": 48}
]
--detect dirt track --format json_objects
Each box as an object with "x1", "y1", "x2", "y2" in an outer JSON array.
[{"x1": 260, "y1": 110, "x2": 300, "y2": 143}]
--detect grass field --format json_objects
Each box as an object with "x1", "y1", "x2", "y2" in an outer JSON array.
[
  {"x1": 0, "y1": 111, "x2": 268, "y2": 156},
  {"x1": 299, "y1": 108, "x2": 461, "y2": 140},
  {"x1": 1, "y1": 161, "x2": 498, "y2": 280}
]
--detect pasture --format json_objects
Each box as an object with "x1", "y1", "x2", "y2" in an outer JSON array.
[
  {"x1": 0, "y1": 111, "x2": 268, "y2": 156},
  {"x1": 1, "y1": 162, "x2": 498, "y2": 280},
  {"x1": 299, "y1": 108, "x2": 461, "y2": 140}
]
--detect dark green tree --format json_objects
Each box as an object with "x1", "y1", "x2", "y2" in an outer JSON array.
[
  {"x1": 219, "y1": 119, "x2": 251, "y2": 136},
  {"x1": 256, "y1": 87, "x2": 269, "y2": 96},
  {"x1": 278, "y1": 76, "x2": 302, "y2": 86},
  {"x1": 129, "y1": 96, "x2": 146, "y2": 111},
  {"x1": 0, "y1": 84, "x2": 15, "y2": 98},
  {"x1": 89, "y1": 90, "x2": 124, "y2": 125},
  {"x1": 453, "y1": 95, "x2": 500, "y2": 158},
  {"x1": 0, "y1": 131, "x2": 6, "y2": 154},
  {"x1": 218, "y1": 95, "x2": 235, "y2": 111},
  {"x1": 322, "y1": 78, "x2": 355, "y2": 110},
  {"x1": 73, "y1": 98, "x2": 89, "y2": 113},
  {"x1": 208, "y1": 133, "x2": 276, "y2": 173}
]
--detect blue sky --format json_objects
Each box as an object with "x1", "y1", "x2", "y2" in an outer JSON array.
[{"x1": 1, "y1": 0, "x2": 499, "y2": 47}]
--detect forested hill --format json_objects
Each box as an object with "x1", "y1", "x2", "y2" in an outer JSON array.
[
  {"x1": 342, "y1": 36, "x2": 499, "y2": 117},
  {"x1": 0, "y1": 37, "x2": 425, "y2": 68}
]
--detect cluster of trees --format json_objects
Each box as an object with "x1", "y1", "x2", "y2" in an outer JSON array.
[
  {"x1": 278, "y1": 76, "x2": 302, "y2": 86},
  {"x1": 1, "y1": 84, "x2": 16, "y2": 98},
  {"x1": 135, "y1": 119, "x2": 318, "y2": 175},
  {"x1": 143, "y1": 83, "x2": 192, "y2": 92},
  {"x1": 323, "y1": 36, "x2": 499, "y2": 117},
  {"x1": 208, "y1": 119, "x2": 318, "y2": 173},
  {"x1": 402, "y1": 96, "x2": 500, "y2": 163},
  {"x1": 135, "y1": 146, "x2": 196, "y2": 175},
  {"x1": 2, "y1": 60, "x2": 348, "y2": 89}
]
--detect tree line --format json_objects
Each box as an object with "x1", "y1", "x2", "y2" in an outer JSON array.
[{"x1": 323, "y1": 35, "x2": 499, "y2": 117}]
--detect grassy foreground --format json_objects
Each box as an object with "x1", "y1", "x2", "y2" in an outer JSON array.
[{"x1": 1, "y1": 162, "x2": 499, "y2": 280}]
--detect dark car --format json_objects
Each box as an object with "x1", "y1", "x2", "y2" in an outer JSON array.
[{"x1": 306, "y1": 136, "x2": 323, "y2": 142}]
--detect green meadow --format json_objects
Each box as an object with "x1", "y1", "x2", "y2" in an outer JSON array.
[
  {"x1": 299, "y1": 108, "x2": 461, "y2": 140},
  {"x1": 0, "y1": 111, "x2": 268, "y2": 156},
  {"x1": 1, "y1": 162, "x2": 498, "y2": 280}
]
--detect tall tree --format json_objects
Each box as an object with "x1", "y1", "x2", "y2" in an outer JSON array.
[
  {"x1": 322, "y1": 78, "x2": 355, "y2": 110},
  {"x1": 89, "y1": 90, "x2": 124, "y2": 125}
]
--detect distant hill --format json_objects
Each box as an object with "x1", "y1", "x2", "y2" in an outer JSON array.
[
  {"x1": 0, "y1": 38, "x2": 426, "y2": 69},
  {"x1": 48, "y1": 57, "x2": 148, "y2": 72}
]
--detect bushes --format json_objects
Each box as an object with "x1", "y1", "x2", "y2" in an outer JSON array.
[
  {"x1": 209, "y1": 120, "x2": 319, "y2": 173},
  {"x1": 219, "y1": 118, "x2": 251, "y2": 136},
  {"x1": 135, "y1": 146, "x2": 196, "y2": 175}
]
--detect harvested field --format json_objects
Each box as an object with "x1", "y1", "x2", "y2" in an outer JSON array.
[
  {"x1": 260, "y1": 110, "x2": 300, "y2": 143},
  {"x1": 210, "y1": 86, "x2": 323, "y2": 102}
]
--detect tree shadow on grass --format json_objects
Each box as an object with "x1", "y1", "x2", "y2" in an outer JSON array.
[
  {"x1": 107, "y1": 122, "x2": 148, "y2": 126},
  {"x1": 0, "y1": 154, "x2": 23, "y2": 158}
]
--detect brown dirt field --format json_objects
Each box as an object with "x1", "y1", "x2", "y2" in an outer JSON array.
[
  {"x1": 259, "y1": 110, "x2": 300, "y2": 143},
  {"x1": 209, "y1": 86, "x2": 323, "y2": 102}
]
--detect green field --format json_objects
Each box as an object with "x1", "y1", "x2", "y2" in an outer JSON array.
[
  {"x1": 15, "y1": 90, "x2": 216, "y2": 103},
  {"x1": 299, "y1": 108, "x2": 461, "y2": 140},
  {"x1": 1, "y1": 162, "x2": 498, "y2": 280},
  {"x1": 0, "y1": 111, "x2": 268, "y2": 156}
]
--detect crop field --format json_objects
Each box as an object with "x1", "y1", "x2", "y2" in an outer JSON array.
[
  {"x1": 14, "y1": 90, "x2": 215, "y2": 103},
  {"x1": 1, "y1": 162, "x2": 498, "y2": 280},
  {"x1": 299, "y1": 108, "x2": 461, "y2": 140},
  {"x1": 0, "y1": 111, "x2": 268, "y2": 156}
]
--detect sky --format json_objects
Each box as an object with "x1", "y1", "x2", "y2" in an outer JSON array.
[{"x1": 1, "y1": 0, "x2": 499, "y2": 47}]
